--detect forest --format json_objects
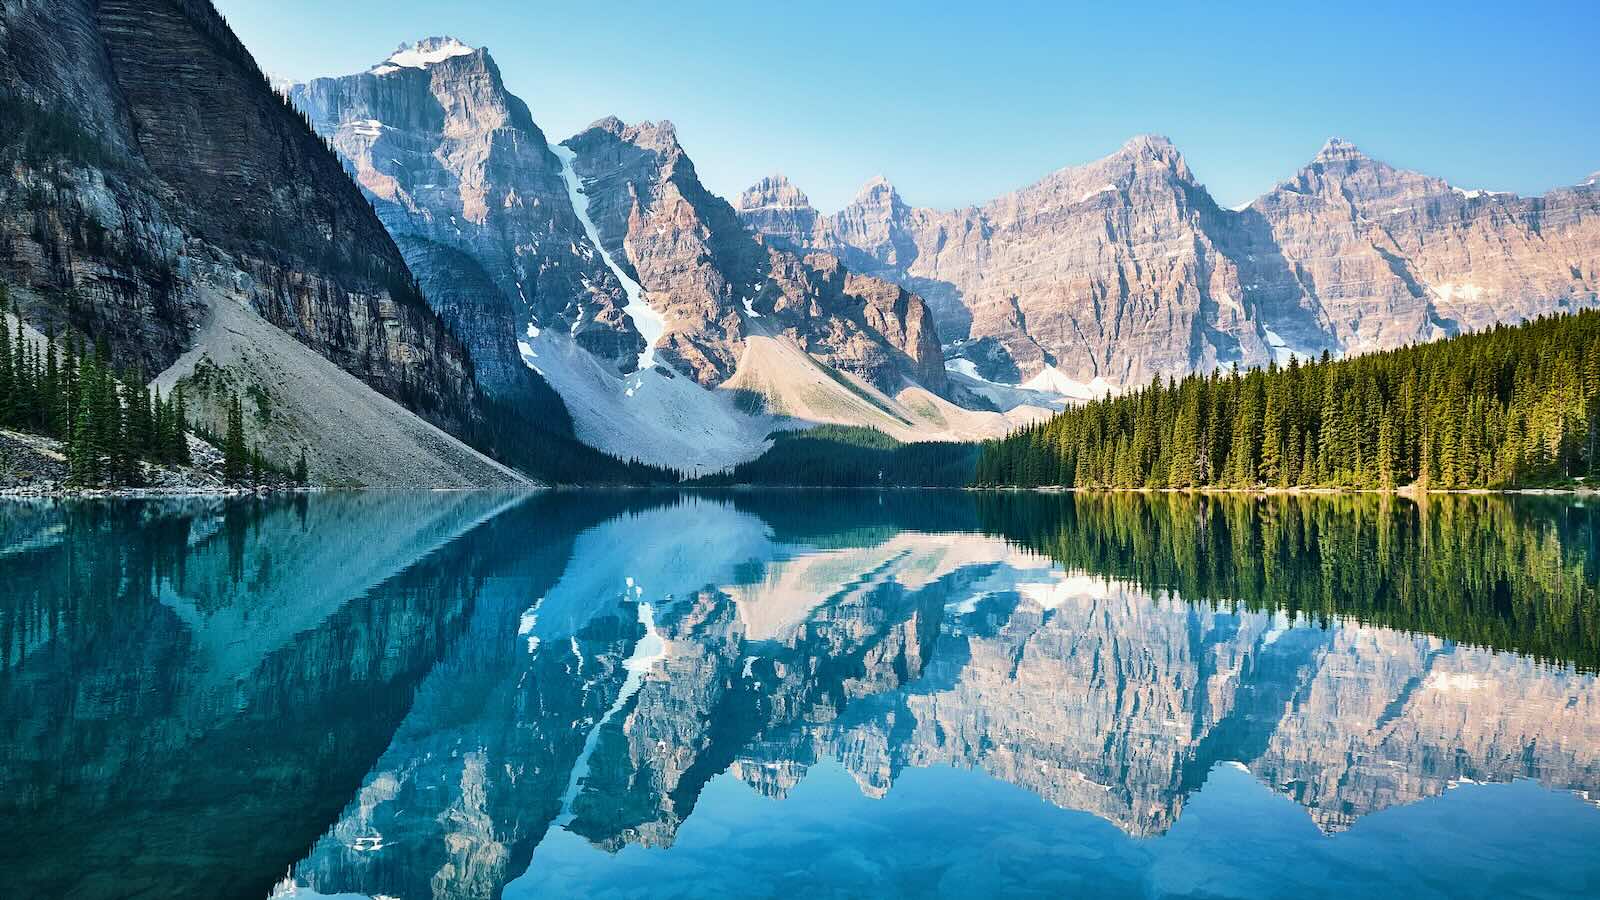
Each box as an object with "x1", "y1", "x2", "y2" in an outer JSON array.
[
  {"x1": 0, "y1": 290, "x2": 288, "y2": 487},
  {"x1": 974, "y1": 311, "x2": 1600, "y2": 490}
]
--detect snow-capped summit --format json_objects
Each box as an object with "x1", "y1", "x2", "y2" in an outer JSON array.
[{"x1": 371, "y1": 36, "x2": 475, "y2": 75}]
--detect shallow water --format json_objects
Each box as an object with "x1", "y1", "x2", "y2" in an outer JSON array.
[{"x1": 1, "y1": 491, "x2": 1597, "y2": 899}]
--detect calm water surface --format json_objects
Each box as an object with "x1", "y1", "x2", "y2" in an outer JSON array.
[{"x1": 2, "y1": 491, "x2": 1598, "y2": 899}]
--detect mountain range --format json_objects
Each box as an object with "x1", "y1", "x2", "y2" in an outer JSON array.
[
  {"x1": 740, "y1": 137, "x2": 1600, "y2": 392},
  {"x1": 2, "y1": 11, "x2": 1595, "y2": 484}
]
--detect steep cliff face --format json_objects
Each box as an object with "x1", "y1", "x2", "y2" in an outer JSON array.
[
  {"x1": 0, "y1": 0, "x2": 507, "y2": 481},
  {"x1": 288, "y1": 38, "x2": 638, "y2": 398},
  {"x1": 289, "y1": 46, "x2": 992, "y2": 472},
  {"x1": 565, "y1": 117, "x2": 947, "y2": 395},
  {"x1": 740, "y1": 136, "x2": 1600, "y2": 388}
]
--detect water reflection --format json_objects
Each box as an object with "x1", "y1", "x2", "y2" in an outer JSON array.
[{"x1": 1, "y1": 492, "x2": 1597, "y2": 899}]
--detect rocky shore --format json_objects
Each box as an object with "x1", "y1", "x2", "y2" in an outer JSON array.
[{"x1": 0, "y1": 429, "x2": 307, "y2": 499}]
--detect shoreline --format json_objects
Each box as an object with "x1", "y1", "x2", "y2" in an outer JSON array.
[
  {"x1": 3, "y1": 483, "x2": 1595, "y2": 500},
  {"x1": 962, "y1": 484, "x2": 1598, "y2": 497}
]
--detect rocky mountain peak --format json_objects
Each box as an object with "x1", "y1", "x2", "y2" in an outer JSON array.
[
  {"x1": 1314, "y1": 136, "x2": 1369, "y2": 162},
  {"x1": 1120, "y1": 133, "x2": 1177, "y2": 158},
  {"x1": 591, "y1": 116, "x2": 681, "y2": 153},
  {"x1": 853, "y1": 175, "x2": 901, "y2": 205},
  {"x1": 739, "y1": 173, "x2": 813, "y2": 211}
]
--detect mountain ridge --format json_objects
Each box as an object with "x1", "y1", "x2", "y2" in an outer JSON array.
[{"x1": 739, "y1": 134, "x2": 1600, "y2": 389}]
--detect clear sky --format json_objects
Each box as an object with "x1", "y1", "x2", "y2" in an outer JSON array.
[{"x1": 215, "y1": 0, "x2": 1597, "y2": 213}]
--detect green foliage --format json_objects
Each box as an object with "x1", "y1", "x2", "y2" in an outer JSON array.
[
  {"x1": 695, "y1": 426, "x2": 979, "y2": 487},
  {"x1": 464, "y1": 392, "x2": 683, "y2": 486},
  {"x1": 975, "y1": 311, "x2": 1600, "y2": 490},
  {"x1": 977, "y1": 492, "x2": 1600, "y2": 672},
  {"x1": 0, "y1": 289, "x2": 198, "y2": 487},
  {"x1": 223, "y1": 394, "x2": 247, "y2": 484}
]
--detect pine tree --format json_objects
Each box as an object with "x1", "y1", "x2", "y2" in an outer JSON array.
[
  {"x1": 1377, "y1": 407, "x2": 1398, "y2": 491},
  {"x1": 171, "y1": 384, "x2": 192, "y2": 465},
  {"x1": 293, "y1": 447, "x2": 309, "y2": 485},
  {"x1": 223, "y1": 393, "x2": 247, "y2": 484}
]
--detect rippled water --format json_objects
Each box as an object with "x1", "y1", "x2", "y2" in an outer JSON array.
[{"x1": 2, "y1": 491, "x2": 1598, "y2": 899}]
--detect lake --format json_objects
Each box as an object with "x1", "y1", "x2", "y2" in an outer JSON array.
[{"x1": 2, "y1": 491, "x2": 1598, "y2": 899}]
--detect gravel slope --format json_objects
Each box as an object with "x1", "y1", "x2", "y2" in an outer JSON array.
[{"x1": 155, "y1": 291, "x2": 534, "y2": 489}]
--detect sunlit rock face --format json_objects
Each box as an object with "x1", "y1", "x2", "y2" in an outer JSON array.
[
  {"x1": 563, "y1": 117, "x2": 947, "y2": 394},
  {"x1": 289, "y1": 38, "x2": 618, "y2": 421},
  {"x1": 740, "y1": 138, "x2": 1600, "y2": 387}
]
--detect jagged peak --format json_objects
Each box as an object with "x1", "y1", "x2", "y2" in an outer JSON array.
[
  {"x1": 584, "y1": 116, "x2": 680, "y2": 151},
  {"x1": 852, "y1": 175, "x2": 900, "y2": 204},
  {"x1": 371, "y1": 36, "x2": 478, "y2": 75},
  {"x1": 1314, "y1": 137, "x2": 1371, "y2": 163},
  {"x1": 739, "y1": 173, "x2": 812, "y2": 210},
  {"x1": 1103, "y1": 134, "x2": 1193, "y2": 182},
  {"x1": 1120, "y1": 133, "x2": 1176, "y2": 154}
]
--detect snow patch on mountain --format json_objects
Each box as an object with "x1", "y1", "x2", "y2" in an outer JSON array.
[
  {"x1": 553, "y1": 144, "x2": 665, "y2": 371},
  {"x1": 378, "y1": 37, "x2": 475, "y2": 72},
  {"x1": 1020, "y1": 367, "x2": 1118, "y2": 402},
  {"x1": 945, "y1": 359, "x2": 1070, "y2": 411},
  {"x1": 1262, "y1": 326, "x2": 1313, "y2": 365},
  {"x1": 518, "y1": 329, "x2": 774, "y2": 474}
]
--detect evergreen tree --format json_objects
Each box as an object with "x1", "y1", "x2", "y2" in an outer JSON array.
[{"x1": 223, "y1": 393, "x2": 247, "y2": 484}]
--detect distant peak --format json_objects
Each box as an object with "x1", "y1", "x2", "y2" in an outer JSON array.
[
  {"x1": 578, "y1": 117, "x2": 682, "y2": 154},
  {"x1": 739, "y1": 173, "x2": 812, "y2": 211},
  {"x1": 1315, "y1": 137, "x2": 1369, "y2": 162},
  {"x1": 372, "y1": 36, "x2": 477, "y2": 75},
  {"x1": 1121, "y1": 133, "x2": 1175, "y2": 153},
  {"x1": 1112, "y1": 134, "x2": 1191, "y2": 181},
  {"x1": 853, "y1": 175, "x2": 899, "y2": 203}
]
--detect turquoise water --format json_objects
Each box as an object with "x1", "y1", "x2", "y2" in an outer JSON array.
[{"x1": 1, "y1": 492, "x2": 1597, "y2": 899}]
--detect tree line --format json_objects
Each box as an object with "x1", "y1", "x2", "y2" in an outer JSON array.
[
  {"x1": 975, "y1": 311, "x2": 1600, "y2": 490},
  {"x1": 1, "y1": 296, "x2": 191, "y2": 486},
  {"x1": 1, "y1": 288, "x2": 299, "y2": 488}
]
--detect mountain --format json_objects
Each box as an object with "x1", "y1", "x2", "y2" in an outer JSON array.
[
  {"x1": 293, "y1": 43, "x2": 1044, "y2": 471},
  {"x1": 288, "y1": 37, "x2": 642, "y2": 388},
  {"x1": 0, "y1": 1, "x2": 525, "y2": 486},
  {"x1": 739, "y1": 136, "x2": 1600, "y2": 392}
]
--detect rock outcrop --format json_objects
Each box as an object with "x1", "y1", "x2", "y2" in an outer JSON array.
[
  {"x1": 739, "y1": 136, "x2": 1600, "y2": 388},
  {"x1": 562, "y1": 117, "x2": 947, "y2": 395}
]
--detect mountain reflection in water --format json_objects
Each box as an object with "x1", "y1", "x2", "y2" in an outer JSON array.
[{"x1": 1, "y1": 492, "x2": 1597, "y2": 899}]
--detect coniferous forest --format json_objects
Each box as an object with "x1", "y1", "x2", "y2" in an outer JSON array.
[
  {"x1": 0, "y1": 288, "x2": 289, "y2": 488},
  {"x1": 975, "y1": 311, "x2": 1600, "y2": 490}
]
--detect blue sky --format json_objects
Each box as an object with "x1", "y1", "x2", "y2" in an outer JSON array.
[{"x1": 216, "y1": 0, "x2": 1597, "y2": 213}]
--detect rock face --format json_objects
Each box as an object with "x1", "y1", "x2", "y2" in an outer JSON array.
[
  {"x1": 561, "y1": 117, "x2": 948, "y2": 394},
  {"x1": 293, "y1": 49, "x2": 948, "y2": 397},
  {"x1": 288, "y1": 39, "x2": 641, "y2": 394},
  {"x1": 0, "y1": 1, "x2": 493, "y2": 465},
  {"x1": 739, "y1": 136, "x2": 1600, "y2": 387}
]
